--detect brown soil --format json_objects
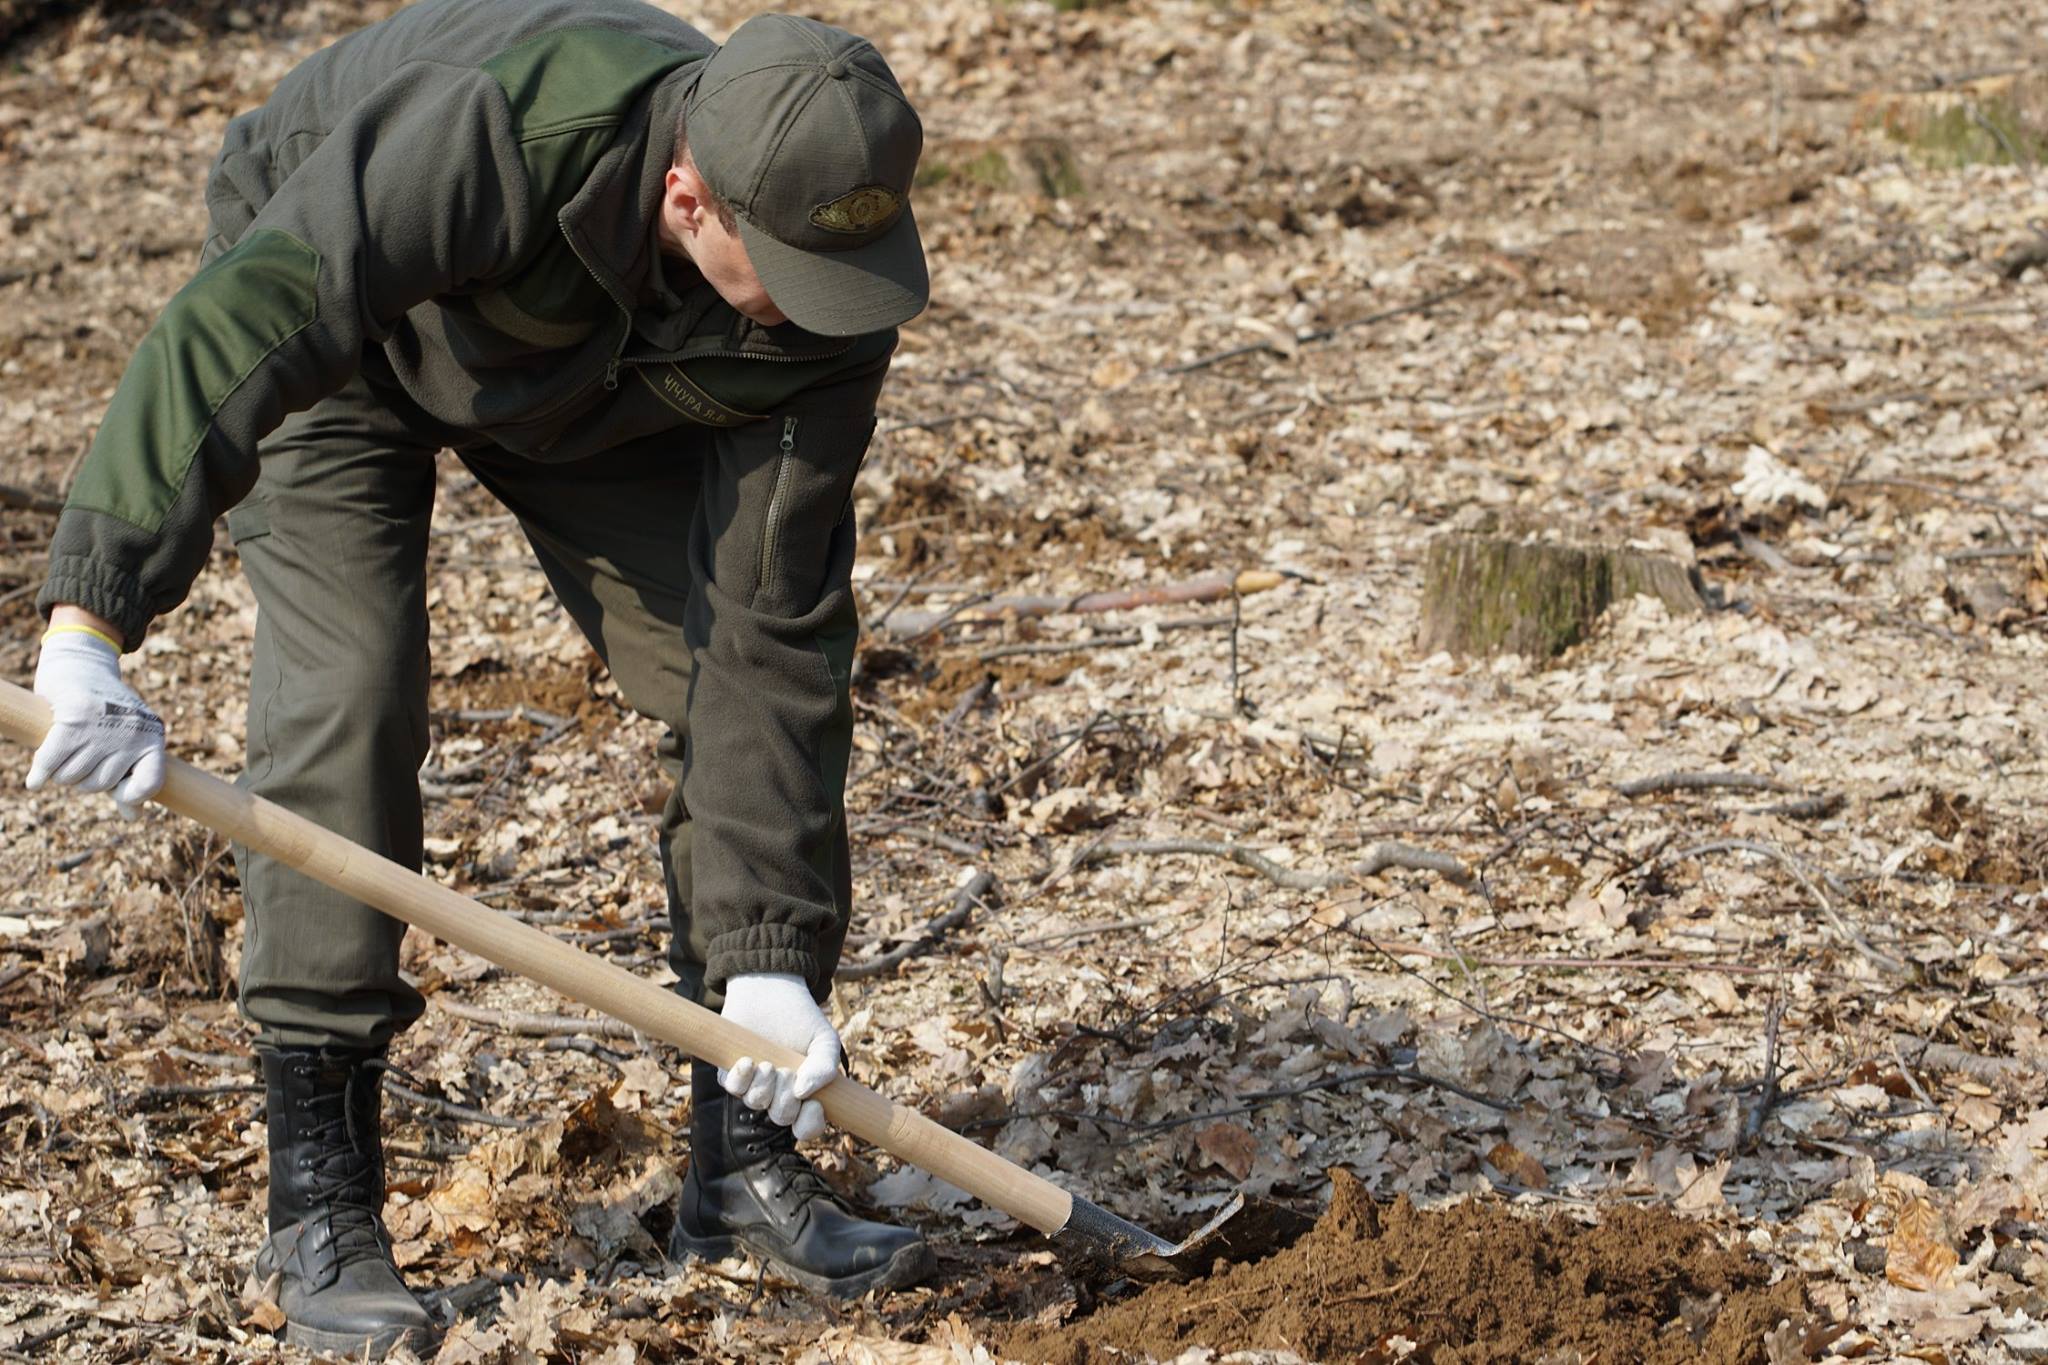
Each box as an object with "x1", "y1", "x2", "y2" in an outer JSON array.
[{"x1": 999, "y1": 1172, "x2": 1808, "y2": 1365}]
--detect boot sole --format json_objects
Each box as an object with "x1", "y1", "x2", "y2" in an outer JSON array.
[
  {"x1": 672, "y1": 1227, "x2": 937, "y2": 1299},
  {"x1": 283, "y1": 1321, "x2": 440, "y2": 1361}
]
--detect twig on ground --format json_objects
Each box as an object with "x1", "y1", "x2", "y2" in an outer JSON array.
[
  {"x1": 975, "y1": 613, "x2": 1234, "y2": 662},
  {"x1": 1818, "y1": 376, "x2": 2048, "y2": 415},
  {"x1": 1331, "y1": 1253, "x2": 1434, "y2": 1306},
  {"x1": 881, "y1": 570, "x2": 1286, "y2": 638},
  {"x1": 1163, "y1": 281, "x2": 1480, "y2": 375},
  {"x1": 1740, "y1": 995, "x2": 1785, "y2": 1150},
  {"x1": 386, "y1": 1138, "x2": 473, "y2": 1163},
  {"x1": 1947, "y1": 544, "x2": 2036, "y2": 561},
  {"x1": 867, "y1": 569, "x2": 929, "y2": 634},
  {"x1": 1756, "y1": 793, "x2": 1844, "y2": 821},
  {"x1": 1356, "y1": 935, "x2": 1630, "y2": 1061},
  {"x1": 1228, "y1": 590, "x2": 1252, "y2": 717},
  {"x1": 1076, "y1": 837, "x2": 1473, "y2": 890},
  {"x1": 1616, "y1": 771, "x2": 1791, "y2": 797},
  {"x1": 564, "y1": 921, "x2": 658, "y2": 948},
  {"x1": 1656, "y1": 839, "x2": 1909, "y2": 976},
  {"x1": 1015, "y1": 831, "x2": 1113, "y2": 906},
  {"x1": 1840, "y1": 477, "x2": 2046, "y2": 522},
  {"x1": 0, "y1": 481, "x2": 64, "y2": 515},
  {"x1": 434, "y1": 705, "x2": 573, "y2": 729},
  {"x1": 1012, "y1": 915, "x2": 1167, "y2": 952},
  {"x1": 125, "y1": 1081, "x2": 263, "y2": 1107},
  {"x1": 2, "y1": 1315, "x2": 87, "y2": 1359},
  {"x1": 877, "y1": 411, "x2": 1031, "y2": 437},
  {"x1": 837, "y1": 872, "x2": 995, "y2": 979},
  {"x1": 542, "y1": 1036, "x2": 631, "y2": 1067},
  {"x1": 858, "y1": 822, "x2": 990, "y2": 858},
  {"x1": 430, "y1": 996, "x2": 642, "y2": 1039},
  {"x1": 384, "y1": 1079, "x2": 538, "y2": 1129},
  {"x1": 993, "y1": 710, "x2": 1124, "y2": 797},
  {"x1": 1360, "y1": 941, "x2": 1794, "y2": 975}
]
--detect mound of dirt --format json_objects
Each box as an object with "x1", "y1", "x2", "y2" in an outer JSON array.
[{"x1": 999, "y1": 1171, "x2": 1807, "y2": 1365}]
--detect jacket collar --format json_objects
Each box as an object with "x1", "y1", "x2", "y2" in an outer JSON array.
[{"x1": 559, "y1": 62, "x2": 699, "y2": 316}]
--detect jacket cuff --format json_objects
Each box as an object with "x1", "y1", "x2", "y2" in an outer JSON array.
[
  {"x1": 705, "y1": 924, "x2": 825, "y2": 998},
  {"x1": 37, "y1": 555, "x2": 150, "y2": 650}
]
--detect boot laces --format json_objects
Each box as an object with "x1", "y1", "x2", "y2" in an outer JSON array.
[
  {"x1": 295, "y1": 1058, "x2": 390, "y2": 1267},
  {"x1": 739, "y1": 1114, "x2": 844, "y2": 1207}
]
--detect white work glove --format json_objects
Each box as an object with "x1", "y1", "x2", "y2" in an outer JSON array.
[
  {"x1": 25, "y1": 627, "x2": 166, "y2": 819},
  {"x1": 717, "y1": 972, "x2": 841, "y2": 1142}
]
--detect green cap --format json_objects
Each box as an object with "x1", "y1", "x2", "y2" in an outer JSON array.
[{"x1": 685, "y1": 14, "x2": 927, "y2": 337}]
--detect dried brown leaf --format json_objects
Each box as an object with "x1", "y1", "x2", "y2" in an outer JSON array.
[
  {"x1": 1194, "y1": 1121, "x2": 1260, "y2": 1182},
  {"x1": 1886, "y1": 1198, "x2": 1959, "y2": 1291},
  {"x1": 1484, "y1": 1140, "x2": 1548, "y2": 1190}
]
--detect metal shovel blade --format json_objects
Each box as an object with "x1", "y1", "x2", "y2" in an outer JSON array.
[{"x1": 1049, "y1": 1192, "x2": 1315, "y2": 1281}]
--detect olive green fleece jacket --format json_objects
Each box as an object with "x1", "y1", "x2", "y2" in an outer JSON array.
[{"x1": 37, "y1": 0, "x2": 903, "y2": 997}]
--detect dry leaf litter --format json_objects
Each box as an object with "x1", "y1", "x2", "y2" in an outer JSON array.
[{"x1": 2, "y1": 1, "x2": 2048, "y2": 1362}]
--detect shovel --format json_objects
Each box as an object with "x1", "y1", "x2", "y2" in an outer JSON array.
[{"x1": 0, "y1": 678, "x2": 1309, "y2": 1280}]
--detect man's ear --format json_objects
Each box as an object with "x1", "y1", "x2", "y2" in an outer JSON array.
[{"x1": 665, "y1": 161, "x2": 712, "y2": 237}]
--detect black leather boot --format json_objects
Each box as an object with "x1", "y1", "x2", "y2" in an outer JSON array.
[
  {"x1": 671, "y1": 1061, "x2": 934, "y2": 1297},
  {"x1": 251, "y1": 1046, "x2": 438, "y2": 1359}
]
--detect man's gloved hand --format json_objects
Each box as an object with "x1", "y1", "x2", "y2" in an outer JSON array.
[
  {"x1": 717, "y1": 972, "x2": 841, "y2": 1141},
  {"x1": 26, "y1": 626, "x2": 166, "y2": 819}
]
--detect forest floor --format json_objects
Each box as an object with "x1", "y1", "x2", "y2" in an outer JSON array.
[{"x1": 3, "y1": 1, "x2": 2048, "y2": 1361}]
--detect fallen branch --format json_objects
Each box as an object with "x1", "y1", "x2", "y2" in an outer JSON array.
[
  {"x1": 384, "y1": 1079, "x2": 538, "y2": 1130},
  {"x1": 1359, "y1": 940, "x2": 1792, "y2": 976},
  {"x1": 1656, "y1": 839, "x2": 1908, "y2": 976},
  {"x1": 1163, "y1": 281, "x2": 1481, "y2": 376},
  {"x1": 1757, "y1": 793, "x2": 1845, "y2": 821},
  {"x1": 855, "y1": 821, "x2": 990, "y2": 858},
  {"x1": 975, "y1": 613, "x2": 1234, "y2": 662},
  {"x1": 877, "y1": 410, "x2": 1031, "y2": 437},
  {"x1": 431, "y1": 995, "x2": 642, "y2": 1040},
  {"x1": 1012, "y1": 915, "x2": 1167, "y2": 952},
  {"x1": 1891, "y1": 1033, "x2": 2034, "y2": 1082},
  {"x1": 837, "y1": 872, "x2": 995, "y2": 980},
  {"x1": 880, "y1": 569, "x2": 1287, "y2": 638},
  {"x1": 542, "y1": 1036, "x2": 630, "y2": 1067},
  {"x1": 1840, "y1": 477, "x2": 2046, "y2": 522},
  {"x1": 0, "y1": 481, "x2": 63, "y2": 515},
  {"x1": 1817, "y1": 376, "x2": 2048, "y2": 414},
  {"x1": 125, "y1": 1081, "x2": 262, "y2": 1107},
  {"x1": 1078, "y1": 837, "x2": 1473, "y2": 889},
  {"x1": 1616, "y1": 771, "x2": 1790, "y2": 797}
]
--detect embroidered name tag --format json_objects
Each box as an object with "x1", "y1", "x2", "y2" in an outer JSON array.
[{"x1": 639, "y1": 364, "x2": 762, "y2": 427}]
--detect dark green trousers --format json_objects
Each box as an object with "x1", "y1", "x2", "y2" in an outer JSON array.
[{"x1": 227, "y1": 361, "x2": 851, "y2": 1049}]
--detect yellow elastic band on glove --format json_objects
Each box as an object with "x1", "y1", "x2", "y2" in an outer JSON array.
[{"x1": 43, "y1": 623, "x2": 124, "y2": 653}]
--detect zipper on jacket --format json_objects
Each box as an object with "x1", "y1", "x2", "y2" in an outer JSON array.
[{"x1": 758, "y1": 417, "x2": 799, "y2": 589}]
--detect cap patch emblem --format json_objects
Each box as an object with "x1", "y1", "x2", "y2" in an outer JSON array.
[{"x1": 810, "y1": 185, "x2": 902, "y2": 235}]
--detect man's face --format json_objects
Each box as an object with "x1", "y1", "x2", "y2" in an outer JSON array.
[{"x1": 661, "y1": 164, "x2": 788, "y2": 328}]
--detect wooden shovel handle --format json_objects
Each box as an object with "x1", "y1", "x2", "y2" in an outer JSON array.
[{"x1": 0, "y1": 678, "x2": 1075, "y2": 1236}]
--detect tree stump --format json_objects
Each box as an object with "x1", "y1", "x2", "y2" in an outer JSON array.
[
  {"x1": 1856, "y1": 70, "x2": 2048, "y2": 167},
  {"x1": 1418, "y1": 529, "x2": 1702, "y2": 660},
  {"x1": 915, "y1": 137, "x2": 1085, "y2": 199}
]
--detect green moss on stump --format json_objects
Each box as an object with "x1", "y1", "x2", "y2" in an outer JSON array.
[
  {"x1": 1859, "y1": 72, "x2": 2048, "y2": 168},
  {"x1": 1419, "y1": 532, "x2": 1702, "y2": 660},
  {"x1": 915, "y1": 138, "x2": 1084, "y2": 198}
]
